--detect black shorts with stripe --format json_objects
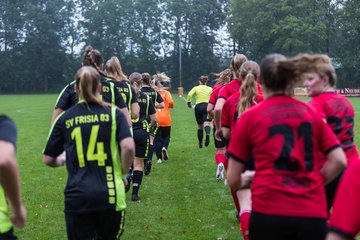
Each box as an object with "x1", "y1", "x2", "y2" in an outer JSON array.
[
  {"x1": 65, "y1": 210, "x2": 125, "y2": 240},
  {"x1": 133, "y1": 128, "x2": 150, "y2": 158}
]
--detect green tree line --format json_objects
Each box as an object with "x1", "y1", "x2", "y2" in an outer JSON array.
[{"x1": 0, "y1": 0, "x2": 359, "y2": 93}]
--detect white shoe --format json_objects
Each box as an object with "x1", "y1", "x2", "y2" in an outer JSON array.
[
  {"x1": 157, "y1": 159, "x2": 163, "y2": 164},
  {"x1": 161, "y1": 147, "x2": 168, "y2": 161},
  {"x1": 216, "y1": 163, "x2": 225, "y2": 181}
]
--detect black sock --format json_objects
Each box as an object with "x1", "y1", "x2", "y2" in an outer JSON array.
[
  {"x1": 197, "y1": 129, "x2": 203, "y2": 144},
  {"x1": 147, "y1": 144, "x2": 154, "y2": 162},
  {"x1": 132, "y1": 170, "x2": 143, "y2": 196},
  {"x1": 204, "y1": 126, "x2": 211, "y2": 136}
]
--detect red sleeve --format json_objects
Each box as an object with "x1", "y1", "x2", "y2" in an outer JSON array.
[
  {"x1": 317, "y1": 114, "x2": 340, "y2": 154},
  {"x1": 256, "y1": 83, "x2": 264, "y2": 102},
  {"x1": 309, "y1": 97, "x2": 326, "y2": 120},
  {"x1": 227, "y1": 112, "x2": 251, "y2": 164},
  {"x1": 209, "y1": 86, "x2": 221, "y2": 105},
  {"x1": 329, "y1": 160, "x2": 360, "y2": 238},
  {"x1": 218, "y1": 86, "x2": 229, "y2": 100},
  {"x1": 221, "y1": 99, "x2": 231, "y2": 128}
]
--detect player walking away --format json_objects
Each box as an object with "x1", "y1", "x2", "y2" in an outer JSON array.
[
  {"x1": 221, "y1": 60, "x2": 262, "y2": 240},
  {"x1": 327, "y1": 160, "x2": 360, "y2": 240},
  {"x1": 141, "y1": 73, "x2": 164, "y2": 171},
  {"x1": 0, "y1": 115, "x2": 26, "y2": 239},
  {"x1": 303, "y1": 54, "x2": 359, "y2": 213},
  {"x1": 51, "y1": 46, "x2": 130, "y2": 127},
  {"x1": 128, "y1": 72, "x2": 157, "y2": 201},
  {"x1": 43, "y1": 66, "x2": 135, "y2": 239},
  {"x1": 214, "y1": 54, "x2": 247, "y2": 142},
  {"x1": 104, "y1": 56, "x2": 139, "y2": 121},
  {"x1": 207, "y1": 69, "x2": 231, "y2": 181},
  {"x1": 187, "y1": 76, "x2": 213, "y2": 148},
  {"x1": 227, "y1": 53, "x2": 347, "y2": 240},
  {"x1": 153, "y1": 73, "x2": 174, "y2": 165}
]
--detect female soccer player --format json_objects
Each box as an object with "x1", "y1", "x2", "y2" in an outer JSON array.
[
  {"x1": 303, "y1": 54, "x2": 359, "y2": 211},
  {"x1": 51, "y1": 46, "x2": 130, "y2": 126},
  {"x1": 214, "y1": 54, "x2": 247, "y2": 141},
  {"x1": 43, "y1": 66, "x2": 135, "y2": 239},
  {"x1": 187, "y1": 75, "x2": 213, "y2": 148},
  {"x1": 227, "y1": 53, "x2": 347, "y2": 240},
  {"x1": 104, "y1": 56, "x2": 139, "y2": 120},
  {"x1": 207, "y1": 69, "x2": 231, "y2": 181},
  {"x1": 0, "y1": 115, "x2": 26, "y2": 238},
  {"x1": 327, "y1": 160, "x2": 360, "y2": 240},
  {"x1": 141, "y1": 73, "x2": 164, "y2": 170},
  {"x1": 153, "y1": 73, "x2": 174, "y2": 165},
  {"x1": 128, "y1": 72, "x2": 157, "y2": 201},
  {"x1": 221, "y1": 60, "x2": 262, "y2": 240}
]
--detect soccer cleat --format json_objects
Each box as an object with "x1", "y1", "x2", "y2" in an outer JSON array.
[
  {"x1": 162, "y1": 147, "x2": 168, "y2": 161},
  {"x1": 144, "y1": 160, "x2": 152, "y2": 176},
  {"x1": 157, "y1": 159, "x2": 163, "y2": 164},
  {"x1": 131, "y1": 194, "x2": 140, "y2": 202},
  {"x1": 199, "y1": 142, "x2": 203, "y2": 148},
  {"x1": 205, "y1": 135, "x2": 210, "y2": 147},
  {"x1": 216, "y1": 163, "x2": 225, "y2": 181}
]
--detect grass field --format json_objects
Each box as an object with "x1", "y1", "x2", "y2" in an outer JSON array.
[{"x1": 1, "y1": 94, "x2": 360, "y2": 239}]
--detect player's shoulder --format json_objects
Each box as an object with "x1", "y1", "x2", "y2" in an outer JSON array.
[{"x1": 0, "y1": 114, "x2": 16, "y2": 130}]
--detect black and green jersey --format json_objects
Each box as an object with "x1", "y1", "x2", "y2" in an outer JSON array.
[
  {"x1": 44, "y1": 102, "x2": 131, "y2": 213},
  {"x1": 0, "y1": 115, "x2": 17, "y2": 233},
  {"x1": 55, "y1": 81, "x2": 78, "y2": 110},
  {"x1": 55, "y1": 76, "x2": 127, "y2": 111},
  {"x1": 106, "y1": 79, "x2": 138, "y2": 112},
  {"x1": 141, "y1": 85, "x2": 164, "y2": 106},
  {"x1": 132, "y1": 92, "x2": 156, "y2": 130}
]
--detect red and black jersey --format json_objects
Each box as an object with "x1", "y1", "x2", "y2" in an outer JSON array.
[
  {"x1": 221, "y1": 91, "x2": 240, "y2": 129},
  {"x1": 227, "y1": 95, "x2": 340, "y2": 218},
  {"x1": 0, "y1": 115, "x2": 17, "y2": 146},
  {"x1": 132, "y1": 92, "x2": 156, "y2": 130},
  {"x1": 217, "y1": 79, "x2": 241, "y2": 101},
  {"x1": 328, "y1": 160, "x2": 360, "y2": 239},
  {"x1": 141, "y1": 85, "x2": 164, "y2": 106},
  {"x1": 44, "y1": 102, "x2": 131, "y2": 213},
  {"x1": 208, "y1": 84, "x2": 224, "y2": 105},
  {"x1": 221, "y1": 89, "x2": 263, "y2": 130},
  {"x1": 55, "y1": 77, "x2": 127, "y2": 111},
  {"x1": 309, "y1": 92, "x2": 359, "y2": 166}
]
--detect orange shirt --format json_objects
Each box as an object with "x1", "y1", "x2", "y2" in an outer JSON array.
[{"x1": 156, "y1": 90, "x2": 174, "y2": 126}]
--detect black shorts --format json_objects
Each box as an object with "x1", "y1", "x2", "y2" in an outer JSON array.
[
  {"x1": 0, "y1": 228, "x2": 17, "y2": 240},
  {"x1": 194, "y1": 103, "x2": 209, "y2": 125},
  {"x1": 250, "y1": 211, "x2": 326, "y2": 240},
  {"x1": 212, "y1": 127, "x2": 228, "y2": 148},
  {"x1": 133, "y1": 128, "x2": 150, "y2": 158},
  {"x1": 325, "y1": 172, "x2": 343, "y2": 212},
  {"x1": 65, "y1": 210, "x2": 125, "y2": 240}
]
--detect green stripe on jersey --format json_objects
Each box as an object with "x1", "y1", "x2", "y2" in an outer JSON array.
[
  {"x1": 55, "y1": 81, "x2": 75, "y2": 107},
  {"x1": 110, "y1": 106, "x2": 126, "y2": 211},
  {"x1": 0, "y1": 188, "x2": 12, "y2": 233}
]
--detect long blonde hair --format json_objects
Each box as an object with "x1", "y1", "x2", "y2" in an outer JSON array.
[
  {"x1": 213, "y1": 68, "x2": 232, "y2": 85},
  {"x1": 267, "y1": 53, "x2": 336, "y2": 94},
  {"x1": 104, "y1": 56, "x2": 128, "y2": 81},
  {"x1": 238, "y1": 61, "x2": 260, "y2": 114},
  {"x1": 153, "y1": 72, "x2": 171, "y2": 91},
  {"x1": 75, "y1": 66, "x2": 109, "y2": 108},
  {"x1": 230, "y1": 54, "x2": 248, "y2": 80}
]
